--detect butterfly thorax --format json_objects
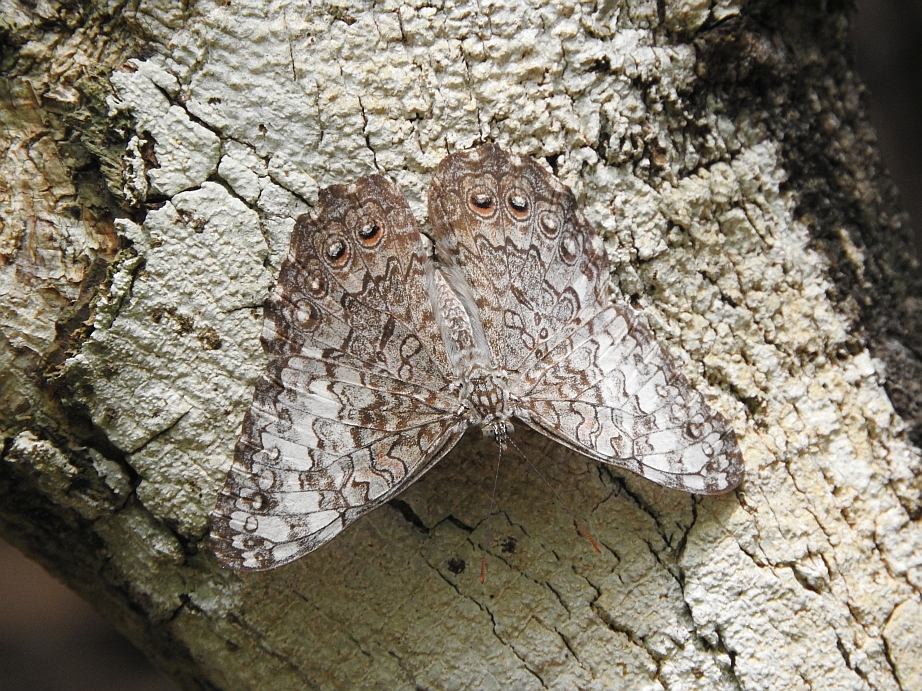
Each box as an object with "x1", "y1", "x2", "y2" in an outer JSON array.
[{"x1": 460, "y1": 365, "x2": 514, "y2": 438}]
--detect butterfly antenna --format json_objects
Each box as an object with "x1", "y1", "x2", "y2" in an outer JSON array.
[
  {"x1": 480, "y1": 439, "x2": 505, "y2": 583},
  {"x1": 506, "y1": 437, "x2": 602, "y2": 553}
]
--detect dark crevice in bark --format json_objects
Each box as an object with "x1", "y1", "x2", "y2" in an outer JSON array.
[{"x1": 388, "y1": 499, "x2": 432, "y2": 533}]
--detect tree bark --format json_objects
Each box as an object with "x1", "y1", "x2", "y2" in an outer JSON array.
[{"x1": 2, "y1": 1, "x2": 922, "y2": 689}]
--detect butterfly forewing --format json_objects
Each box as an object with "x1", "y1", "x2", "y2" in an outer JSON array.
[
  {"x1": 429, "y1": 147, "x2": 612, "y2": 380},
  {"x1": 515, "y1": 304, "x2": 743, "y2": 493}
]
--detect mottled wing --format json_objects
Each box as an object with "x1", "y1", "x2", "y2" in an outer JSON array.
[
  {"x1": 211, "y1": 176, "x2": 465, "y2": 571},
  {"x1": 430, "y1": 145, "x2": 742, "y2": 493},
  {"x1": 516, "y1": 305, "x2": 743, "y2": 493},
  {"x1": 428, "y1": 144, "x2": 608, "y2": 374}
]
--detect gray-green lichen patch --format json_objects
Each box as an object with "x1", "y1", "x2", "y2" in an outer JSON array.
[
  {"x1": 109, "y1": 60, "x2": 221, "y2": 198},
  {"x1": 64, "y1": 182, "x2": 272, "y2": 537},
  {"x1": 94, "y1": 500, "x2": 188, "y2": 619},
  {"x1": 5, "y1": 431, "x2": 130, "y2": 521}
]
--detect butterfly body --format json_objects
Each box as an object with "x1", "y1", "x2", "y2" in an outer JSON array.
[{"x1": 211, "y1": 145, "x2": 743, "y2": 571}]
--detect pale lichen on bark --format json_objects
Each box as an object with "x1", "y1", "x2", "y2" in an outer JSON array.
[{"x1": 2, "y1": 0, "x2": 922, "y2": 689}]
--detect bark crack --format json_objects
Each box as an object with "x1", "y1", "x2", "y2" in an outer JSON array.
[
  {"x1": 357, "y1": 96, "x2": 381, "y2": 172},
  {"x1": 457, "y1": 42, "x2": 486, "y2": 145}
]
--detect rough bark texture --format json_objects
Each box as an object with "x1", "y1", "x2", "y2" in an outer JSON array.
[{"x1": 2, "y1": 0, "x2": 922, "y2": 689}]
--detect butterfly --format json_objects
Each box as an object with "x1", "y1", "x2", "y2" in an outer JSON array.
[{"x1": 210, "y1": 144, "x2": 743, "y2": 571}]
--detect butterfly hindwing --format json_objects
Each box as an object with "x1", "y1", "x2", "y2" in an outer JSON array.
[{"x1": 515, "y1": 303, "x2": 743, "y2": 493}]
